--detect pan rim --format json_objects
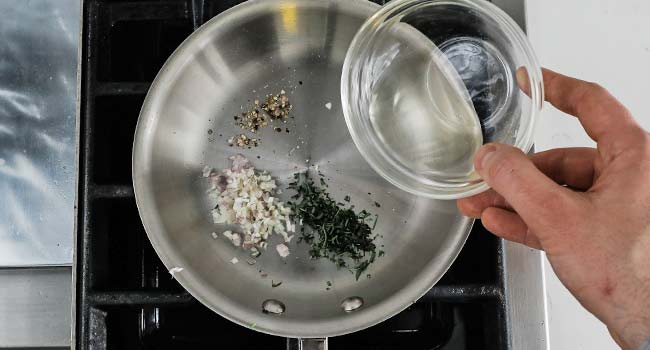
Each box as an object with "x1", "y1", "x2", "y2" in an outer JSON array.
[{"x1": 132, "y1": 0, "x2": 474, "y2": 338}]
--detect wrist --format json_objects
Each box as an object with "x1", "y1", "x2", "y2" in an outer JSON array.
[
  {"x1": 604, "y1": 276, "x2": 650, "y2": 350},
  {"x1": 641, "y1": 339, "x2": 650, "y2": 350},
  {"x1": 609, "y1": 318, "x2": 650, "y2": 350}
]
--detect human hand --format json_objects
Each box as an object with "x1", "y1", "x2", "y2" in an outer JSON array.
[{"x1": 457, "y1": 68, "x2": 650, "y2": 350}]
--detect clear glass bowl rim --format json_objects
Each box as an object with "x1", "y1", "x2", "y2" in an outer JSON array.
[{"x1": 341, "y1": 0, "x2": 544, "y2": 200}]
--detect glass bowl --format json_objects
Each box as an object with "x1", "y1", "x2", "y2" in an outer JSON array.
[{"x1": 341, "y1": 0, "x2": 543, "y2": 199}]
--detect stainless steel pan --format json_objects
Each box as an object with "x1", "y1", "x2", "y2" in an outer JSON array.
[{"x1": 132, "y1": 0, "x2": 473, "y2": 344}]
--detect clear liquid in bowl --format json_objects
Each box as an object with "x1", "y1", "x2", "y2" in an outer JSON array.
[{"x1": 368, "y1": 22, "x2": 483, "y2": 184}]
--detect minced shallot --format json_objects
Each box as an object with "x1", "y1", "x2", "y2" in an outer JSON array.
[{"x1": 206, "y1": 155, "x2": 294, "y2": 257}]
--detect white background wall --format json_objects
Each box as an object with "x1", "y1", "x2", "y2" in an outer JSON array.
[{"x1": 526, "y1": 1, "x2": 650, "y2": 349}]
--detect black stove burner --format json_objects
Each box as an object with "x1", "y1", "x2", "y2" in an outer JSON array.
[{"x1": 76, "y1": 1, "x2": 510, "y2": 349}]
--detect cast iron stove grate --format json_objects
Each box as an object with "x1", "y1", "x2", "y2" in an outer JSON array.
[{"x1": 76, "y1": 1, "x2": 511, "y2": 349}]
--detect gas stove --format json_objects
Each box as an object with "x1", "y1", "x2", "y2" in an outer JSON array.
[{"x1": 74, "y1": 1, "x2": 546, "y2": 349}]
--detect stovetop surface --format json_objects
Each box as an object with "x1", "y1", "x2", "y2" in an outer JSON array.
[{"x1": 76, "y1": 1, "x2": 510, "y2": 349}]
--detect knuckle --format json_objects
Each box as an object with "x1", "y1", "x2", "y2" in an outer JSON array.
[
  {"x1": 488, "y1": 155, "x2": 517, "y2": 183},
  {"x1": 640, "y1": 133, "x2": 650, "y2": 174},
  {"x1": 631, "y1": 128, "x2": 648, "y2": 144},
  {"x1": 486, "y1": 148, "x2": 529, "y2": 186},
  {"x1": 586, "y1": 82, "x2": 609, "y2": 97},
  {"x1": 576, "y1": 82, "x2": 610, "y2": 113},
  {"x1": 641, "y1": 132, "x2": 650, "y2": 157},
  {"x1": 610, "y1": 129, "x2": 650, "y2": 161}
]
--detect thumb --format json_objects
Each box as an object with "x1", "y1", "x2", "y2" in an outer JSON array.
[{"x1": 475, "y1": 143, "x2": 576, "y2": 230}]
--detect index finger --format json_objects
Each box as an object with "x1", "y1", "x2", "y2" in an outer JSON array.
[{"x1": 520, "y1": 68, "x2": 644, "y2": 157}]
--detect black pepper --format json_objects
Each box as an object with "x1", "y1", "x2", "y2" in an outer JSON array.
[
  {"x1": 226, "y1": 90, "x2": 293, "y2": 147},
  {"x1": 261, "y1": 91, "x2": 292, "y2": 120}
]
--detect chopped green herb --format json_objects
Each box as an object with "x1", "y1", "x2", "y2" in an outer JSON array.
[
  {"x1": 272, "y1": 280, "x2": 282, "y2": 288},
  {"x1": 326, "y1": 281, "x2": 332, "y2": 287},
  {"x1": 288, "y1": 173, "x2": 381, "y2": 280},
  {"x1": 355, "y1": 261, "x2": 371, "y2": 280},
  {"x1": 374, "y1": 201, "x2": 381, "y2": 208}
]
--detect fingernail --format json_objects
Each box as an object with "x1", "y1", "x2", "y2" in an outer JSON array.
[
  {"x1": 475, "y1": 144, "x2": 497, "y2": 172},
  {"x1": 516, "y1": 67, "x2": 530, "y2": 94}
]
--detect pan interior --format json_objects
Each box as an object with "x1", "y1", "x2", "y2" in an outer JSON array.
[{"x1": 133, "y1": 0, "x2": 472, "y2": 338}]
